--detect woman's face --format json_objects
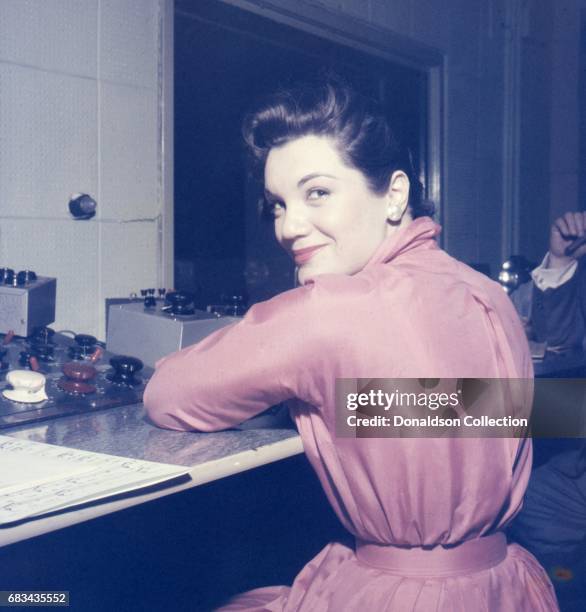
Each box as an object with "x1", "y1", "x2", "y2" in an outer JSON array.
[{"x1": 264, "y1": 134, "x2": 407, "y2": 284}]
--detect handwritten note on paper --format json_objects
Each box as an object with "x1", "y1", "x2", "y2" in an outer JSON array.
[{"x1": 0, "y1": 436, "x2": 190, "y2": 525}]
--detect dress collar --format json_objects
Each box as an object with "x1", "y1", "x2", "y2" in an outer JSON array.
[{"x1": 364, "y1": 216, "x2": 441, "y2": 268}]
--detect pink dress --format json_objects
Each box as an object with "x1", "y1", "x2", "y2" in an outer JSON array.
[{"x1": 144, "y1": 218, "x2": 559, "y2": 611}]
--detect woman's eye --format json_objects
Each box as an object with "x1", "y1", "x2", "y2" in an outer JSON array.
[{"x1": 307, "y1": 188, "x2": 329, "y2": 201}]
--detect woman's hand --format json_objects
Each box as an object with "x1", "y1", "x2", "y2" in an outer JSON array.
[{"x1": 548, "y1": 211, "x2": 586, "y2": 268}]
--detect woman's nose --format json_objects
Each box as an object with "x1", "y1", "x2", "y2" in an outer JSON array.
[{"x1": 279, "y1": 205, "x2": 311, "y2": 240}]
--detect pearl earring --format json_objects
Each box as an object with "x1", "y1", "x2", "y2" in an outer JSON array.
[{"x1": 388, "y1": 205, "x2": 403, "y2": 221}]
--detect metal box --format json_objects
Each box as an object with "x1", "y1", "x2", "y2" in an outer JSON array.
[
  {"x1": 106, "y1": 301, "x2": 241, "y2": 367},
  {"x1": 0, "y1": 276, "x2": 57, "y2": 337}
]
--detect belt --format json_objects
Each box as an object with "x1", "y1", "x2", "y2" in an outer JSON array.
[{"x1": 355, "y1": 532, "x2": 507, "y2": 577}]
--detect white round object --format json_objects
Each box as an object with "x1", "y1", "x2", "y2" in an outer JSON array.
[{"x1": 2, "y1": 370, "x2": 48, "y2": 403}]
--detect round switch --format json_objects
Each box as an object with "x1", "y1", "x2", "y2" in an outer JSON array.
[
  {"x1": 16, "y1": 270, "x2": 37, "y2": 286},
  {"x1": 107, "y1": 355, "x2": 143, "y2": 386},
  {"x1": 1, "y1": 268, "x2": 15, "y2": 285},
  {"x1": 163, "y1": 291, "x2": 195, "y2": 316},
  {"x1": 3, "y1": 370, "x2": 48, "y2": 403},
  {"x1": 58, "y1": 361, "x2": 98, "y2": 395}
]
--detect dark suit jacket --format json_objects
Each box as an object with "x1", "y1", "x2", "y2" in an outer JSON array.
[{"x1": 532, "y1": 259, "x2": 586, "y2": 349}]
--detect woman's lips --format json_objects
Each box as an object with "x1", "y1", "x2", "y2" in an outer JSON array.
[{"x1": 292, "y1": 244, "x2": 327, "y2": 265}]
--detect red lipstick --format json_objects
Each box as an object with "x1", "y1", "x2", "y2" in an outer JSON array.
[{"x1": 292, "y1": 244, "x2": 327, "y2": 265}]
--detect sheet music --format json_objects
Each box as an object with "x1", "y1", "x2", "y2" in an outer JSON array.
[{"x1": 0, "y1": 436, "x2": 189, "y2": 525}]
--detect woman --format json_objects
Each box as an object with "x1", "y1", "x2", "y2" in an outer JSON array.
[{"x1": 144, "y1": 81, "x2": 558, "y2": 610}]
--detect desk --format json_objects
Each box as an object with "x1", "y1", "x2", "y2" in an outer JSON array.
[{"x1": 0, "y1": 404, "x2": 303, "y2": 547}]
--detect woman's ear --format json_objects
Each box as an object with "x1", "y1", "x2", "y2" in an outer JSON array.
[{"x1": 386, "y1": 171, "x2": 410, "y2": 222}]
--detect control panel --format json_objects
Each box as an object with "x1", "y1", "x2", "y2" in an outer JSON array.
[
  {"x1": 0, "y1": 327, "x2": 150, "y2": 429},
  {"x1": 0, "y1": 269, "x2": 56, "y2": 337},
  {"x1": 106, "y1": 290, "x2": 243, "y2": 368}
]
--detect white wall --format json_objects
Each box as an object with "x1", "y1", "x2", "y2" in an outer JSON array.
[{"x1": 0, "y1": 0, "x2": 163, "y2": 340}]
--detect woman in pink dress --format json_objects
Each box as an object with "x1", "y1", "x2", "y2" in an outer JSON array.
[{"x1": 144, "y1": 81, "x2": 559, "y2": 611}]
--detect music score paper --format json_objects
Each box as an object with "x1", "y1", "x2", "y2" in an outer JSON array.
[{"x1": 0, "y1": 436, "x2": 189, "y2": 525}]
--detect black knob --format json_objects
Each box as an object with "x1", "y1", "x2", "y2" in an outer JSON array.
[
  {"x1": 2, "y1": 268, "x2": 15, "y2": 285},
  {"x1": 107, "y1": 355, "x2": 143, "y2": 386},
  {"x1": 69, "y1": 194, "x2": 97, "y2": 220},
  {"x1": 16, "y1": 270, "x2": 37, "y2": 286},
  {"x1": 143, "y1": 291, "x2": 156, "y2": 308},
  {"x1": 75, "y1": 334, "x2": 97, "y2": 348},
  {"x1": 164, "y1": 291, "x2": 195, "y2": 315}
]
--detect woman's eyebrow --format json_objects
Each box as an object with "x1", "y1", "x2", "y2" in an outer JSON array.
[
  {"x1": 264, "y1": 173, "x2": 338, "y2": 199},
  {"x1": 297, "y1": 173, "x2": 337, "y2": 187}
]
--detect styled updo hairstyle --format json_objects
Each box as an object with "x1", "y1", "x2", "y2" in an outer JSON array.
[{"x1": 242, "y1": 77, "x2": 435, "y2": 219}]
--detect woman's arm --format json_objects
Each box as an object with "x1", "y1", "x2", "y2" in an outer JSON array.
[{"x1": 143, "y1": 285, "x2": 323, "y2": 432}]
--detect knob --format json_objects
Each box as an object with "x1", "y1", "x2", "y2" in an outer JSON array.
[
  {"x1": 62, "y1": 362, "x2": 97, "y2": 381},
  {"x1": 58, "y1": 362, "x2": 97, "y2": 394},
  {"x1": 143, "y1": 291, "x2": 156, "y2": 309},
  {"x1": 16, "y1": 270, "x2": 37, "y2": 286},
  {"x1": 68, "y1": 193, "x2": 97, "y2": 219},
  {"x1": 70, "y1": 334, "x2": 98, "y2": 359},
  {"x1": 1, "y1": 268, "x2": 15, "y2": 285},
  {"x1": 2, "y1": 370, "x2": 48, "y2": 403},
  {"x1": 107, "y1": 355, "x2": 143, "y2": 386},
  {"x1": 163, "y1": 291, "x2": 195, "y2": 316},
  {"x1": 75, "y1": 334, "x2": 97, "y2": 348}
]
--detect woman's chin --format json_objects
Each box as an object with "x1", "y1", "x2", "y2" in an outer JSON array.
[
  {"x1": 297, "y1": 266, "x2": 318, "y2": 285},
  {"x1": 297, "y1": 264, "x2": 331, "y2": 285}
]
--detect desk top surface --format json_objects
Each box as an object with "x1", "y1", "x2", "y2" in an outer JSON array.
[
  {"x1": 5, "y1": 402, "x2": 299, "y2": 467},
  {"x1": 1, "y1": 404, "x2": 302, "y2": 547}
]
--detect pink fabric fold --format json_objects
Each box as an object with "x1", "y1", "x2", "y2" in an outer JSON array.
[{"x1": 144, "y1": 217, "x2": 559, "y2": 611}]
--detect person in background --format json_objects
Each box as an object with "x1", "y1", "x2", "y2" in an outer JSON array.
[
  {"x1": 144, "y1": 79, "x2": 558, "y2": 611},
  {"x1": 530, "y1": 211, "x2": 586, "y2": 351},
  {"x1": 510, "y1": 212, "x2": 586, "y2": 604}
]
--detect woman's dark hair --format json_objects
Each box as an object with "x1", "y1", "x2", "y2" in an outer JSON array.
[{"x1": 242, "y1": 77, "x2": 434, "y2": 219}]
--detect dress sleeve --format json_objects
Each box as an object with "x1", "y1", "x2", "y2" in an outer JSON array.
[{"x1": 143, "y1": 285, "x2": 324, "y2": 432}]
